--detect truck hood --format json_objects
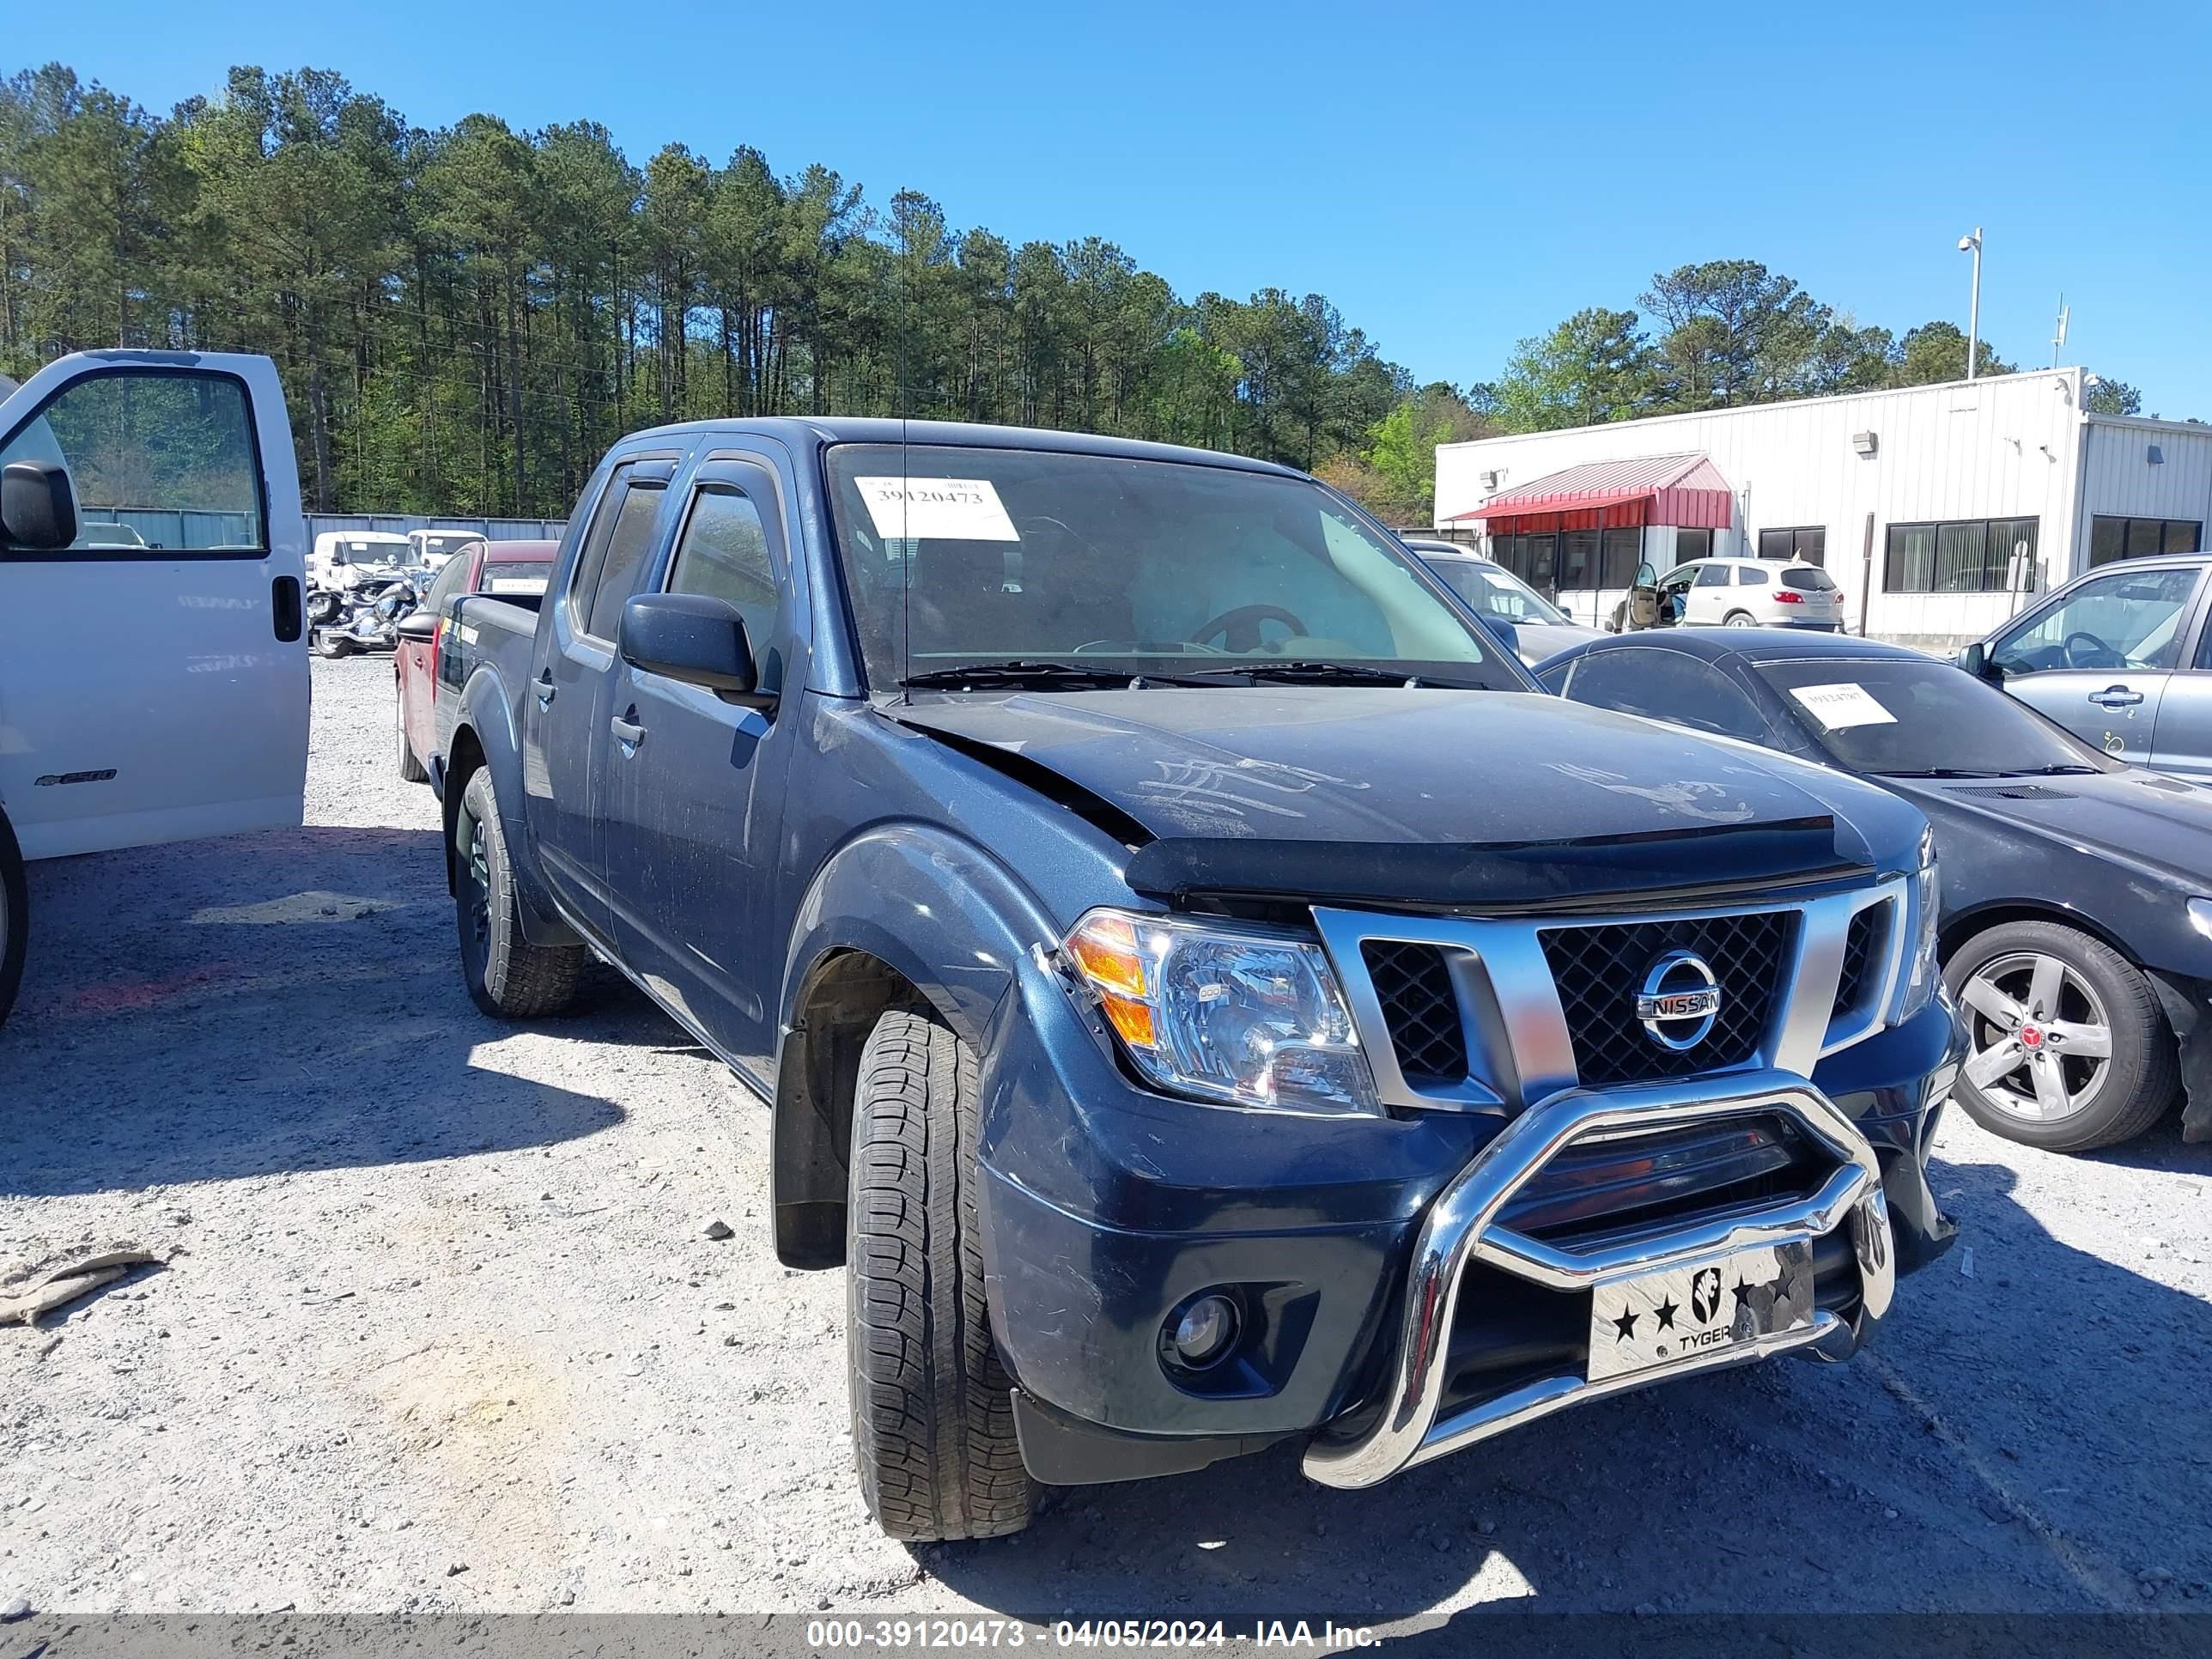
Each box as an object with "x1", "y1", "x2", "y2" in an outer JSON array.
[{"x1": 895, "y1": 687, "x2": 1917, "y2": 909}]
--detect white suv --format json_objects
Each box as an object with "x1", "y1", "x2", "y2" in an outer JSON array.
[{"x1": 1626, "y1": 556, "x2": 1847, "y2": 632}]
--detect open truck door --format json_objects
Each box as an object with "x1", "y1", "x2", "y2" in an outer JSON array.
[{"x1": 0, "y1": 351, "x2": 308, "y2": 861}]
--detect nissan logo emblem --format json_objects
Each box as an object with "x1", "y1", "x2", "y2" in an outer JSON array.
[{"x1": 1634, "y1": 951, "x2": 1723, "y2": 1050}]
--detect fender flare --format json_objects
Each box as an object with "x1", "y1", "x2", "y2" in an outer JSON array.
[
  {"x1": 441, "y1": 665, "x2": 577, "y2": 949},
  {"x1": 769, "y1": 823, "x2": 1064, "y2": 1267}
]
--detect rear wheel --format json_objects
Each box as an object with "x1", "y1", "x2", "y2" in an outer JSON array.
[
  {"x1": 313, "y1": 629, "x2": 353, "y2": 659},
  {"x1": 1723, "y1": 610, "x2": 1756, "y2": 627},
  {"x1": 0, "y1": 809, "x2": 27, "y2": 1033},
  {"x1": 396, "y1": 687, "x2": 429, "y2": 783},
  {"x1": 847, "y1": 1007, "x2": 1034, "y2": 1540},
  {"x1": 1944, "y1": 921, "x2": 2176, "y2": 1151},
  {"x1": 453, "y1": 768, "x2": 582, "y2": 1018}
]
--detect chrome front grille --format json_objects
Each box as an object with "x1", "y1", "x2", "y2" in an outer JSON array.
[
  {"x1": 1313, "y1": 880, "x2": 1909, "y2": 1115},
  {"x1": 1537, "y1": 910, "x2": 1796, "y2": 1087},
  {"x1": 1361, "y1": 940, "x2": 1468, "y2": 1085},
  {"x1": 1832, "y1": 902, "x2": 1887, "y2": 1018}
]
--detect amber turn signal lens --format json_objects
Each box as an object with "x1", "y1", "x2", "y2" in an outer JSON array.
[
  {"x1": 1098, "y1": 991, "x2": 1158, "y2": 1051},
  {"x1": 1067, "y1": 912, "x2": 1151, "y2": 1000}
]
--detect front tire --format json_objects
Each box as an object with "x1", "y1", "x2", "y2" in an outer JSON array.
[
  {"x1": 313, "y1": 629, "x2": 354, "y2": 659},
  {"x1": 396, "y1": 689, "x2": 429, "y2": 783},
  {"x1": 1944, "y1": 921, "x2": 2176, "y2": 1151},
  {"x1": 453, "y1": 769, "x2": 582, "y2": 1018},
  {"x1": 847, "y1": 1007, "x2": 1035, "y2": 1540},
  {"x1": 0, "y1": 809, "x2": 27, "y2": 1033}
]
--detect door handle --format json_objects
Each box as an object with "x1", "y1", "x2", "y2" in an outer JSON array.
[
  {"x1": 611, "y1": 714, "x2": 647, "y2": 749},
  {"x1": 534, "y1": 672, "x2": 556, "y2": 708},
  {"x1": 2088, "y1": 685, "x2": 2144, "y2": 708}
]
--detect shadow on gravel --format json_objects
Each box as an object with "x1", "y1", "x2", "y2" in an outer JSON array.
[
  {"x1": 0, "y1": 823, "x2": 647, "y2": 1197},
  {"x1": 2081, "y1": 1115, "x2": 2212, "y2": 1176},
  {"x1": 922, "y1": 1157, "x2": 2212, "y2": 1621}
]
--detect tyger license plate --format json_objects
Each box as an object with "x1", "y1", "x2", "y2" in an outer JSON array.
[{"x1": 1585, "y1": 1240, "x2": 1816, "y2": 1382}]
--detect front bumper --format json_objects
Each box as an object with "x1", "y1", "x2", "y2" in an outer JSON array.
[
  {"x1": 979, "y1": 951, "x2": 1961, "y2": 1486},
  {"x1": 1301, "y1": 1068, "x2": 1892, "y2": 1489}
]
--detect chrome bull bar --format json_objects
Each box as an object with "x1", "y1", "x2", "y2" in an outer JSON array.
[{"x1": 1303, "y1": 1068, "x2": 1893, "y2": 1491}]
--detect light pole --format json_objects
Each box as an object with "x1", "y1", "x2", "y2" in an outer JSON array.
[{"x1": 1958, "y1": 228, "x2": 1983, "y2": 381}]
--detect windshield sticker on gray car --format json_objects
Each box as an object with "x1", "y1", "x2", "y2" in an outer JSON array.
[
  {"x1": 854, "y1": 477, "x2": 1020, "y2": 543},
  {"x1": 1787, "y1": 682, "x2": 1897, "y2": 729}
]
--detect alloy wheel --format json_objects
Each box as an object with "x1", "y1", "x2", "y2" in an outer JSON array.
[{"x1": 1959, "y1": 951, "x2": 2113, "y2": 1121}]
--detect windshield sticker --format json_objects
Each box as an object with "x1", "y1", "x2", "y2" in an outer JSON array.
[
  {"x1": 854, "y1": 477, "x2": 1019, "y2": 543},
  {"x1": 1787, "y1": 682, "x2": 1897, "y2": 729},
  {"x1": 486, "y1": 577, "x2": 546, "y2": 594}
]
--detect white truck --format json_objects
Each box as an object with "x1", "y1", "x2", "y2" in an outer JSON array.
[{"x1": 0, "y1": 349, "x2": 309, "y2": 1028}]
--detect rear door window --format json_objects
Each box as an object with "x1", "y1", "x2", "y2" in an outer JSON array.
[{"x1": 1693, "y1": 564, "x2": 1731, "y2": 586}]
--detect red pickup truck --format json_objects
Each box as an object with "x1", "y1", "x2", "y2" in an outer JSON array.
[{"x1": 394, "y1": 538, "x2": 556, "y2": 783}]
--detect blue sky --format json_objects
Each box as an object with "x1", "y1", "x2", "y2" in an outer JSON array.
[{"x1": 21, "y1": 0, "x2": 2212, "y2": 414}]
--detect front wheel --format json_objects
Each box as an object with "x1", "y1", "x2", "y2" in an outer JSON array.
[
  {"x1": 1944, "y1": 921, "x2": 2176, "y2": 1151},
  {"x1": 0, "y1": 809, "x2": 27, "y2": 1033},
  {"x1": 847, "y1": 1007, "x2": 1035, "y2": 1540},
  {"x1": 453, "y1": 769, "x2": 582, "y2": 1018},
  {"x1": 313, "y1": 629, "x2": 354, "y2": 659}
]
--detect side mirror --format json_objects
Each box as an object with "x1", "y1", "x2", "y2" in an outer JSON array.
[
  {"x1": 394, "y1": 610, "x2": 439, "y2": 643},
  {"x1": 1956, "y1": 641, "x2": 2002, "y2": 683},
  {"x1": 1, "y1": 459, "x2": 77, "y2": 550},
  {"x1": 618, "y1": 592, "x2": 770, "y2": 706}
]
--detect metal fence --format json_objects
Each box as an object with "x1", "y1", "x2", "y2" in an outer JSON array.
[
  {"x1": 307, "y1": 513, "x2": 567, "y2": 543},
  {"x1": 90, "y1": 509, "x2": 567, "y2": 550}
]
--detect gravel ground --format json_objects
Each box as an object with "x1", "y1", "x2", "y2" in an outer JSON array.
[{"x1": 2, "y1": 654, "x2": 2209, "y2": 1629}]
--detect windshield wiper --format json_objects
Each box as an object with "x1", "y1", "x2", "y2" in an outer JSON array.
[
  {"x1": 1181, "y1": 660, "x2": 1436, "y2": 687},
  {"x1": 1867, "y1": 768, "x2": 2008, "y2": 779},
  {"x1": 2016, "y1": 763, "x2": 2101, "y2": 775},
  {"x1": 899, "y1": 660, "x2": 1138, "y2": 691}
]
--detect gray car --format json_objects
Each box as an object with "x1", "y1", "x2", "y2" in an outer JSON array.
[
  {"x1": 1402, "y1": 540, "x2": 1606, "y2": 665},
  {"x1": 1963, "y1": 553, "x2": 2212, "y2": 772}
]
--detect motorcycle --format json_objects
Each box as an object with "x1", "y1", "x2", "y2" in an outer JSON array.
[{"x1": 307, "y1": 568, "x2": 428, "y2": 659}]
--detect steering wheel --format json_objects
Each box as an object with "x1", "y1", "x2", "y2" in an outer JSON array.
[
  {"x1": 1193, "y1": 603, "x2": 1310, "y2": 653},
  {"x1": 2063, "y1": 629, "x2": 2125, "y2": 670}
]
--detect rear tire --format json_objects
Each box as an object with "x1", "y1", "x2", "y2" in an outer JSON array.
[
  {"x1": 0, "y1": 809, "x2": 27, "y2": 1034},
  {"x1": 453, "y1": 768, "x2": 582, "y2": 1018},
  {"x1": 313, "y1": 630, "x2": 353, "y2": 659},
  {"x1": 396, "y1": 688, "x2": 429, "y2": 783},
  {"x1": 847, "y1": 1007, "x2": 1035, "y2": 1540},
  {"x1": 1723, "y1": 610, "x2": 1756, "y2": 627},
  {"x1": 1944, "y1": 921, "x2": 2176, "y2": 1152}
]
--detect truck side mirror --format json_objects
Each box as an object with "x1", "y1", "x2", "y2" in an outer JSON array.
[
  {"x1": 1, "y1": 459, "x2": 77, "y2": 550},
  {"x1": 619, "y1": 592, "x2": 772, "y2": 707}
]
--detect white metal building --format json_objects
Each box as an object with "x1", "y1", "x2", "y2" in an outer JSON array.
[{"x1": 1432, "y1": 368, "x2": 2212, "y2": 649}]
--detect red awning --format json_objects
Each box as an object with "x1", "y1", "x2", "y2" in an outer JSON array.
[{"x1": 1445, "y1": 453, "x2": 1734, "y2": 535}]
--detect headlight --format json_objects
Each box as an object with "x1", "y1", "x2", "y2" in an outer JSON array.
[
  {"x1": 1062, "y1": 908, "x2": 1380, "y2": 1116},
  {"x1": 1896, "y1": 830, "x2": 1942, "y2": 1020}
]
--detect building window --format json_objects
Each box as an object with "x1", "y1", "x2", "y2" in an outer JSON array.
[
  {"x1": 1883, "y1": 516, "x2": 2039, "y2": 593},
  {"x1": 1757, "y1": 526, "x2": 1826, "y2": 563},
  {"x1": 2090, "y1": 515, "x2": 2202, "y2": 567},
  {"x1": 1674, "y1": 528, "x2": 1712, "y2": 562},
  {"x1": 1600, "y1": 526, "x2": 1644, "y2": 588}
]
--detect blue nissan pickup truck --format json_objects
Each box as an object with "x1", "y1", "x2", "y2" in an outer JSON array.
[{"x1": 426, "y1": 418, "x2": 1965, "y2": 1540}]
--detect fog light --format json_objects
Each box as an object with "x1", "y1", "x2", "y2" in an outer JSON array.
[{"x1": 1169, "y1": 1294, "x2": 1240, "y2": 1369}]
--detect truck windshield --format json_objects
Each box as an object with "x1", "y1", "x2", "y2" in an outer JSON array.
[{"x1": 823, "y1": 444, "x2": 1515, "y2": 691}]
